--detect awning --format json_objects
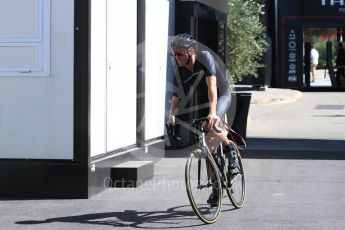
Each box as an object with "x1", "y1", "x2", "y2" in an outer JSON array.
[{"x1": 179, "y1": 0, "x2": 228, "y2": 14}]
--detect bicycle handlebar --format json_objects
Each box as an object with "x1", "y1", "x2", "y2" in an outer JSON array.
[
  {"x1": 166, "y1": 117, "x2": 247, "y2": 149},
  {"x1": 191, "y1": 117, "x2": 209, "y2": 125},
  {"x1": 167, "y1": 117, "x2": 223, "y2": 133},
  {"x1": 167, "y1": 117, "x2": 208, "y2": 126}
]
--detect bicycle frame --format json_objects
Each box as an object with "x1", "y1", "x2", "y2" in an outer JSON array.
[
  {"x1": 194, "y1": 124, "x2": 223, "y2": 190},
  {"x1": 195, "y1": 125, "x2": 235, "y2": 189}
]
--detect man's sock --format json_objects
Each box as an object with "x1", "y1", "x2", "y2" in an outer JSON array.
[{"x1": 223, "y1": 143, "x2": 231, "y2": 153}]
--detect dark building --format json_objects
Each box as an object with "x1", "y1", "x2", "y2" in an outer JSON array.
[{"x1": 264, "y1": 0, "x2": 345, "y2": 89}]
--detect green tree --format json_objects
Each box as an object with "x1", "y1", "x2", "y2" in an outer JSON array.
[{"x1": 227, "y1": 0, "x2": 268, "y2": 83}]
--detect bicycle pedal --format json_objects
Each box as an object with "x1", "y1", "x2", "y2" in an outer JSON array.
[{"x1": 209, "y1": 203, "x2": 218, "y2": 208}]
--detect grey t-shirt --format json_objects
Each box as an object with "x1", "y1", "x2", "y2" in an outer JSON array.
[{"x1": 173, "y1": 50, "x2": 231, "y2": 118}]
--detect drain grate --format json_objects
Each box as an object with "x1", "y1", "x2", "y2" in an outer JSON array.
[
  {"x1": 313, "y1": 115, "x2": 345, "y2": 117},
  {"x1": 314, "y1": 105, "x2": 345, "y2": 110}
]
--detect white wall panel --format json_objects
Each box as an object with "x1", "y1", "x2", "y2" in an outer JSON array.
[
  {"x1": 145, "y1": 0, "x2": 170, "y2": 140},
  {"x1": 0, "y1": 0, "x2": 38, "y2": 38},
  {"x1": 0, "y1": 46, "x2": 37, "y2": 66},
  {"x1": 0, "y1": 0, "x2": 50, "y2": 76},
  {"x1": 0, "y1": 0, "x2": 74, "y2": 159},
  {"x1": 90, "y1": 0, "x2": 107, "y2": 157},
  {"x1": 106, "y1": 0, "x2": 137, "y2": 150}
]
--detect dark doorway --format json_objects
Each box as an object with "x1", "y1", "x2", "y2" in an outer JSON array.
[{"x1": 303, "y1": 28, "x2": 339, "y2": 88}]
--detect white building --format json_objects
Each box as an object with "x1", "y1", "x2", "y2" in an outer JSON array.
[{"x1": 0, "y1": 0, "x2": 227, "y2": 198}]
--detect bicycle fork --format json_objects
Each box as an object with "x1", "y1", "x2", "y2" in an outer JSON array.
[
  {"x1": 197, "y1": 132, "x2": 214, "y2": 190},
  {"x1": 216, "y1": 143, "x2": 237, "y2": 188},
  {"x1": 197, "y1": 151, "x2": 214, "y2": 189}
]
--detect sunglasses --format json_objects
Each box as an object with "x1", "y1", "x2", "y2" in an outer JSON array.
[{"x1": 173, "y1": 52, "x2": 186, "y2": 57}]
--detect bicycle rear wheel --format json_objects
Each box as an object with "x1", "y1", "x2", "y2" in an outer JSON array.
[
  {"x1": 224, "y1": 141, "x2": 246, "y2": 208},
  {"x1": 185, "y1": 148, "x2": 222, "y2": 224}
]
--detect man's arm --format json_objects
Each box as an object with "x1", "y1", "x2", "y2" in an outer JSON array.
[
  {"x1": 206, "y1": 75, "x2": 218, "y2": 127},
  {"x1": 198, "y1": 51, "x2": 218, "y2": 118},
  {"x1": 169, "y1": 96, "x2": 179, "y2": 124}
]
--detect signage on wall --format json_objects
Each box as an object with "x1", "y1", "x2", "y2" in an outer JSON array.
[
  {"x1": 278, "y1": 0, "x2": 345, "y2": 16},
  {"x1": 321, "y1": 0, "x2": 345, "y2": 12},
  {"x1": 321, "y1": 0, "x2": 345, "y2": 6},
  {"x1": 287, "y1": 30, "x2": 297, "y2": 83},
  {"x1": 283, "y1": 27, "x2": 303, "y2": 88}
]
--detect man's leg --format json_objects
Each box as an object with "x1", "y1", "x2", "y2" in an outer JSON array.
[
  {"x1": 311, "y1": 65, "x2": 316, "y2": 82},
  {"x1": 207, "y1": 120, "x2": 239, "y2": 172}
]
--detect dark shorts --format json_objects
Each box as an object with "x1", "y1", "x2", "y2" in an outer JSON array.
[{"x1": 216, "y1": 89, "x2": 231, "y2": 119}]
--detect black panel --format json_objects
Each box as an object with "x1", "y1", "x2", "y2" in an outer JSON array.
[
  {"x1": 0, "y1": 161, "x2": 88, "y2": 199},
  {"x1": 137, "y1": 0, "x2": 146, "y2": 147},
  {"x1": 197, "y1": 3, "x2": 216, "y2": 20},
  {"x1": 326, "y1": 40, "x2": 338, "y2": 87},
  {"x1": 175, "y1": 1, "x2": 196, "y2": 36},
  {"x1": 74, "y1": 0, "x2": 90, "y2": 164},
  {"x1": 304, "y1": 42, "x2": 311, "y2": 87},
  {"x1": 196, "y1": 18, "x2": 218, "y2": 54},
  {"x1": 175, "y1": 1, "x2": 227, "y2": 56}
]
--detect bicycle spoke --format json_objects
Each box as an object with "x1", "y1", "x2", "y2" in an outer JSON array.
[
  {"x1": 185, "y1": 150, "x2": 222, "y2": 224},
  {"x1": 221, "y1": 142, "x2": 246, "y2": 208}
]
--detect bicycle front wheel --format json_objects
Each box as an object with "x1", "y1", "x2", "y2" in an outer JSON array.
[
  {"x1": 224, "y1": 141, "x2": 246, "y2": 208},
  {"x1": 185, "y1": 148, "x2": 222, "y2": 224}
]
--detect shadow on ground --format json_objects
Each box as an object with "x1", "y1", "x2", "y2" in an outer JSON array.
[
  {"x1": 15, "y1": 204, "x2": 235, "y2": 229},
  {"x1": 245, "y1": 138, "x2": 345, "y2": 160},
  {"x1": 164, "y1": 138, "x2": 345, "y2": 160}
]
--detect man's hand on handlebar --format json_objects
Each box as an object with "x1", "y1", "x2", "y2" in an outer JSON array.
[
  {"x1": 205, "y1": 113, "x2": 219, "y2": 132},
  {"x1": 168, "y1": 114, "x2": 176, "y2": 125}
]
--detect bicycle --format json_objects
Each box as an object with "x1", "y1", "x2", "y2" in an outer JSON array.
[{"x1": 182, "y1": 117, "x2": 246, "y2": 224}]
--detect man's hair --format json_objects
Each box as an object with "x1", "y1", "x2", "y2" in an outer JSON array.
[{"x1": 338, "y1": 42, "x2": 343, "y2": 49}]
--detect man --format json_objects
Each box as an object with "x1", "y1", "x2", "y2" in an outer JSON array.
[
  {"x1": 168, "y1": 33, "x2": 239, "y2": 204},
  {"x1": 310, "y1": 43, "x2": 319, "y2": 83}
]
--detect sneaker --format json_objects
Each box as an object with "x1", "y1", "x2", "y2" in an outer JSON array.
[
  {"x1": 227, "y1": 147, "x2": 240, "y2": 174},
  {"x1": 207, "y1": 189, "x2": 219, "y2": 207}
]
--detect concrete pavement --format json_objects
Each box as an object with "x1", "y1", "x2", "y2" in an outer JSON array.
[
  {"x1": 249, "y1": 87, "x2": 303, "y2": 105},
  {"x1": 247, "y1": 90, "x2": 345, "y2": 150},
  {"x1": 1, "y1": 88, "x2": 345, "y2": 229}
]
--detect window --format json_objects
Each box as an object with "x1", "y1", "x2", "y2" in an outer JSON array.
[{"x1": 0, "y1": 0, "x2": 50, "y2": 76}]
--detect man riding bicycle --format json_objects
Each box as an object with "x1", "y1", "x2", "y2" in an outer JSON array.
[{"x1": 168, "y1": 33, "x2": 239, "y2": 204}]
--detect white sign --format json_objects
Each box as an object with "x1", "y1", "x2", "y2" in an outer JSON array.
[
  {"x1": 287, "y1": 30, "x2": 297, "y2": 83},
  {"x1": 321, "y1": 0, "x2": 345, "y2": 6}
]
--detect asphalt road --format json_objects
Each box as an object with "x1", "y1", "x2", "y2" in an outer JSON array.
[
  {"x1": 1, "y1": 91, "x2": 344, "y2": 229},
  {"x1": 1, "y1": 155, "x2": 344, "y2": 230}
]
